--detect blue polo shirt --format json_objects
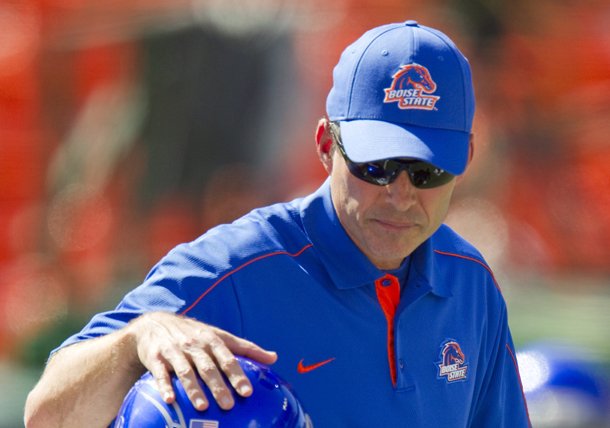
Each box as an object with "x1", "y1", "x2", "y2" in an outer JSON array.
[{"x1": 57, "y1": 179, "x2": 530, "y2": 427}]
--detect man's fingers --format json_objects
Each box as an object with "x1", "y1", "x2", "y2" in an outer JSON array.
[
  {"x1": 163, "y1": 350, "x2": 209, "y2": 411},
  {"x1": 208, "y1": 338, "x2": 253, "y2": 398},
  {"x1": 190, "y1": 349, "x2": 235, "y2": 410},
  {"x1": 148, "y1": 361, "x2": 175, "y2": 404},
  {"x1": 133, "y1": 313, "x2": 277, "y2": 410},
  {"x1": 213, "y1": 327, "x2": 278, "y2": 365}
]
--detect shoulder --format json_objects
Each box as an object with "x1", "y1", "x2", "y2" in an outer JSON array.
[
  {"x1": 430, "y1": 224, "x2": 503, "y2": 295},
  {"x1": 431, "y1": 224, "x2": 486, "y2": 261},
  {"x1": 134, "y1": 198, "x2": 312, "y2": 311},
  {"x1": 159, "y1": 197, "x2": 309, "y2": 274}
]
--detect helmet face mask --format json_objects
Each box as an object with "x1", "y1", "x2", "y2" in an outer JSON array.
[{"x1": 113, "y1": 357, "x2": 312, "y2": 428}]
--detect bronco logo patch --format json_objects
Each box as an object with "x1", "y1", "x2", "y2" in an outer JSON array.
[
  {"x1": 383, "y1": 63, "x2": 440, "y2": 110},
  {"x1": 437, "y1": 339, "x2": 468, "y2": 383}
]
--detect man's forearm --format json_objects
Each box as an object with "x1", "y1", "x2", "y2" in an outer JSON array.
[
  {"x1": 24, "y1": 311, "x2": 279, "y2": 427},
  {"x1": 24, "y1": 327, "x2": 144, "y2": 428}
]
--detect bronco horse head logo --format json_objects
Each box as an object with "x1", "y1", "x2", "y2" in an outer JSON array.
[
  {"x1": 383, "y1": 63, "x2": 440, "y2": 110},
  {"x1": 442, "y1": 341, "x2": 465, "y2": 366},
  {"x1": 438, "y1": 340, "x2": 468, "y2": 382}
]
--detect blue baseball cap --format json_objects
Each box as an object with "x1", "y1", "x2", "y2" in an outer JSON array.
[{"x1": 326, "y1": 21, "x2": 475, "y2": 175}]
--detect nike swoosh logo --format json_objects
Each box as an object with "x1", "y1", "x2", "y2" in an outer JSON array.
[{"x1": 297, "y1": 357, "x2": 336, "y2": 373}]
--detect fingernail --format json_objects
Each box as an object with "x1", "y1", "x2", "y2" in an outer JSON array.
[
  {"x1": 163, "y1": 391, "x2": 172, "y2": 402},
  {"x1": 239, "y1": 384, "x2": 252, "y2": 396},
  {"x1": 220, "y1": 396, "x2": 233, "y2": 408},
  {"x1": 195, "y1": 398, "x2": 206, "y2": 409}
]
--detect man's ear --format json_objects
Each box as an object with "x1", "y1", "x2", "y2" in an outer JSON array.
[{"x1": 315, "y1": 118, "x2": 334, "y2": 174}]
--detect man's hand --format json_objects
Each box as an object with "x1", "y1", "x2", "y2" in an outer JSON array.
[{"x1": 126, "y1": 312, "x2": 277, "y2": 411}]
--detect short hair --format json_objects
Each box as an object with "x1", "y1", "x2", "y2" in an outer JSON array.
[{"x1": 326, "y1": 120, "x2": 341, "y2": 156}]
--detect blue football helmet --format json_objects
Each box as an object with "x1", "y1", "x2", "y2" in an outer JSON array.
[
  {"x1": 114, "y1": 356, "x2": 313, "y2": 428},
  {"x1": 517, "y1": 341, "x2": 610, "y2": 428}
]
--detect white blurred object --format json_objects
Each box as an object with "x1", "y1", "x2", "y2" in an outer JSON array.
[
  {"x1": 191, "y1": 0, "x2": 346, "y2": 37},
  {"x1": 192, "y1": 0, "x2": 298, "y2": 36},
  {"x1": 517, "y1": 342, "x2": 610, "y2": 428}
]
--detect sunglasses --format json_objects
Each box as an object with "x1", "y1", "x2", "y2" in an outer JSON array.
[{"x1": 329, "y1": 124, "x2": 455, "y2": 189}]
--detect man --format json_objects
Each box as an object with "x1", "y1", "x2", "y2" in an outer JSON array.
[{"x1": 25, "y1": 21, "x2": 531, "y2": 427}]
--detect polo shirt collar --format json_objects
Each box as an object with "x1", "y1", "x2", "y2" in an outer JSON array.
[
  {"x1": 301, "y1": 179, "x2": 452, "y2": 297},
  {"x1": 409, "y1": 234, "x2": 453, "y2": 298},
  {"x1": 301, "y1": 179, "x2": 379, "y2": 289}
]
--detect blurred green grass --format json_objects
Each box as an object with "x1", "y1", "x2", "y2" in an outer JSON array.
[{"x1": 506, "y1": 275, "x2": 610, "y2": 362}]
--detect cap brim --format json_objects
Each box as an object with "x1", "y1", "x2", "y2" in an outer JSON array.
[{"x1": 339, "y1": 120, "x2": 470, "y2": 175}]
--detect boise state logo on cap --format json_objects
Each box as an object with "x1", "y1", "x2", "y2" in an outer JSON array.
[
  {"x1": 326, "y1": 21, "x2": 475, "y2": 175},
  {"x1": 383, "y1": 64, "x2": 440, "y2": 110}
]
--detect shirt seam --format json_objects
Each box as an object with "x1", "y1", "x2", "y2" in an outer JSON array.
[
  {"x1": 433, "y1": 249, "x2": 501, "y2": 293},
  {"x1": 506, "y1": 343, "x2": 533, "y2": 427},
  {"x1": 180, "y1": 243, "x2": 314, "y2": 315}
]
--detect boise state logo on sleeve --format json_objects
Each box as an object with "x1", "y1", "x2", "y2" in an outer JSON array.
[
  {"x1": 383, "y1": 64, "x2": 440, "y2": 110},
  {"x1": 437, "y1": 339, "x2": 468, "y2": 383}
]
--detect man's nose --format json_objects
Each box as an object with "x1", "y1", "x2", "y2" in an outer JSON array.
[{"x1": 385, "y1": 171, "x2": 417, "y2": 210}]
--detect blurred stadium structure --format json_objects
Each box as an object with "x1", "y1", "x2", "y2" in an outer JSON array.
[{"x1": 1, "y1": 0, "x2": 609, "y2": 426}]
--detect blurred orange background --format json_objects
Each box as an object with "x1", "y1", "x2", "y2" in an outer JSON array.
[{"x1": 1, "y1": 0, "x2": 609, "y2": 425}]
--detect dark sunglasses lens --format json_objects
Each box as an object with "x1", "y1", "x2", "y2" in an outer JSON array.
[
  {"x1": 341, "y1": 146, "x2": 453, "y2": 189},
  {"x1": 345, "y1": 161, "x2": 390, "y2": 185},
  {"x1": 409, "y1": 163, "x2": 454, "y2": 188},
  {"x1": 364, "y1": 163, "x2": 387, "y2": 180}
]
